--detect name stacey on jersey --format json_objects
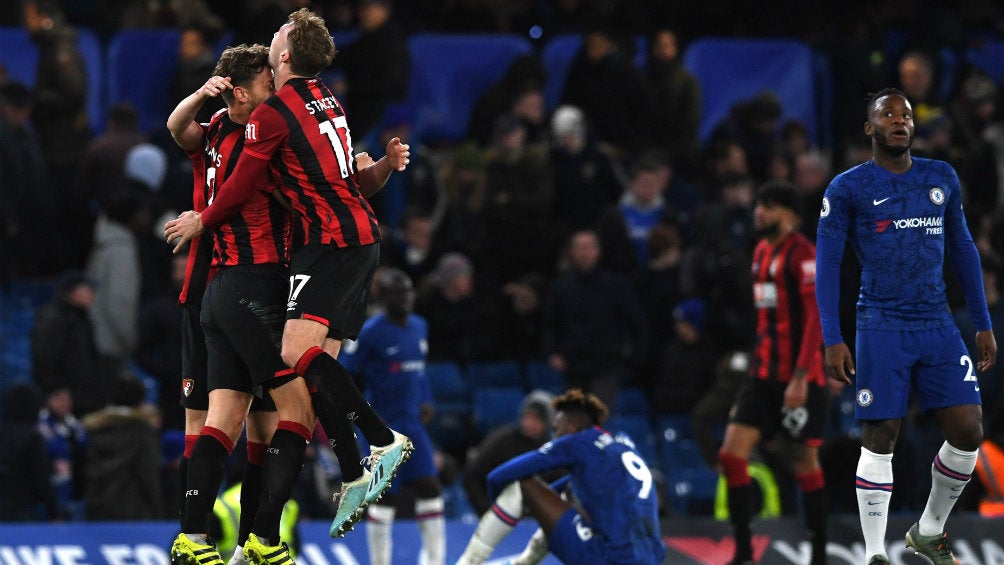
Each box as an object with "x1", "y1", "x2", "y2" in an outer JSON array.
[{"x1": 305, "y1": 95, "x2": 340, "y2": 115}]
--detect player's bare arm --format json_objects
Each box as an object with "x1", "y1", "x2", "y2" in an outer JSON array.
[
  {"x1": 783, "y1": 368, "x2": 808, "y2": 409},
  {"x1": 166, "y1": 75, "x2": 232, "y2": 152},
  {"x1": 976, "y1": 329, "x2": 997, "y2": 372},
  {"x1": 164, "y1": 210, "x2": 204, "y2": 254},
  {"x1": 824, "y1": 342, "x2": 855, "y2": 385},
  {"x1": 357, "y1": 136, "x2": 411, "y2": 198}
]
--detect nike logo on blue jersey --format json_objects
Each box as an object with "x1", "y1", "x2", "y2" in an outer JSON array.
[{"x1": 873, "y1": 197, "x2": 891, "y2": 205}]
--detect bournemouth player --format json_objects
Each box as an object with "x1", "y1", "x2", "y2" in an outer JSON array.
[
  {"x1": 816, "y1": 87, "x2": 996, "y2": 565},
  {"x1": 718, "y1": 181, "x2": 828, "y2": 565},
  {"x1": 165, "y1": 8, "x2": 413, "y2": 541}
]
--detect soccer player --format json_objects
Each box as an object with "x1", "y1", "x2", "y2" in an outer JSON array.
[
  {"x1": 165, "y1": 8, "x2": 413, "y2": 540},
  {"x1": 166, "y1": 46, "x2": 281, "y2": 565},
  {"x1": 718, "y1": 181, "x2": 828, "y2": 565},
  {"x1": 816, "y1": 87, "x2": 997, "y2": 565},
  {"x1": 455, "y1": 389, "x2": 665, "y2": 565},
  {"x1": 338, "y1": 268, "x2": 445, "y2": 565}
]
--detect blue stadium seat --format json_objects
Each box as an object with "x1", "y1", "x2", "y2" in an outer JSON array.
[
  {"x1": 966, "y1": 41, "x2": 1004, "y2": 84},
  {"x1": 0, "y1": 27, "x2": 104, "y2": 132},
  {"x1": 464, "y1": 359, "x2": 524, "y2": 389},
  {"x1": 683, "y1": 38, "x2": 816, "y2": 144},
  {"x1": 656, "y1": 413, "x2": 693, "y2": 443},
  {"x1": 605, "y1": 415, "x2": 658, "y2": 466},
  {"x1": 424, "y1": 360, "x2": 468, "y2": 403},
  {"x1": 106, "y1": 29, "x2": 181, "y2": 132},
  {"x1": 524, "y1": 359, "x2": 564, "y2": 395},
  {"x1": 666, "y1": 466, "x2": 719, "y2": 515},
  {"x1": 471, "y1": 386, "x2": 525, "y2": 435},
  {"x1": 614, "y1": 386, "x2": 651, "y2": 417},
  {"x1": 404, "y1": 33, "x2": 533, "y2": 143}
]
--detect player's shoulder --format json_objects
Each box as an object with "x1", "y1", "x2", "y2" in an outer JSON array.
[
  {"x1": 409, "y1": 313, "x2": 429, "y2": 331},
  {"x1": 829, "y1": 160, "x2": 875, "y2": 189}
]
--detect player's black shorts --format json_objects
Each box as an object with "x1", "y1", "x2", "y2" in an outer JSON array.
[
  {"x1": 180, "y1": 302, "x2": 209, "y2": 411},
  {"x1": 730, "y1": 376, "x2": 830, "y2": 446},
  {"x1": 286, "y1": 242, "x2": 379, "y2": 340},
  {"x1": 200, "y1": 264, "x2": 288, "y2": 408}
]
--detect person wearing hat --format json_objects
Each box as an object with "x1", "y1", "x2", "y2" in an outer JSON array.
[{"x1": 718, "y1": 180, "x2": 830, "y2": 565}]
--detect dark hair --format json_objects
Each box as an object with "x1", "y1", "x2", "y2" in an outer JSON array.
[
  {"x1": 286, "y1": 8, "x2": 335, "y2": 76},
  {"x1": 109, "y1": 376, "x2": 147, "y2": 407},
  {"x1": 107, "y1": 102, "x2": 139, "y2": 128},
  {"x1": 756, "y1": 180, "x2": 801, "y2": 215},
  {"x1": 213, "y1": 43, "x2": 271, "y2": 105},
  {"x1": 0, "y1": 81, "x2": 31, "y2": 108},
  {"x1": 553, "y1": 389, "x2": 608, "y2": 426},
  {"x1": 865, "y1": 87, "x2": 909, "y2": 118}
]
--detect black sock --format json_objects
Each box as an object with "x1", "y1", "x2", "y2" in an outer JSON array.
[
  {"x1": 238, "y1": 462, "x2": 263, "y2": 546},
  {"x1": 253, "y1": 427, "x2": 307, "y2": 544},
  {"x1": 178, "y1": 456, "x2": 189, "y2": 528},
  {"x1": 301, "y1": 351, "x2": 393, "y2": 446},
  {"x1": 802, "y1": 487, "x2": 828, "y2": 565},
  {"x1": 310, "y1": 387, "x2": 364, "y2": 480},
  {"x1": 181, "y1": 433, "x2": 232, "y2": 533},
  {"x1": 728, "y1": 483, "x2": 754, "y2": 561}
]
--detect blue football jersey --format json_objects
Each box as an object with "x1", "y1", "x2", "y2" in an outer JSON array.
[
  {"x1": 817, "y1": 157, "x2": 988, "y2": 342},
  {"x1": 339, "y1": 313, "x2": 429, "y2": 424},
  {"x1": 487, "y1": 426, "x2": 665, "y2": 565}
]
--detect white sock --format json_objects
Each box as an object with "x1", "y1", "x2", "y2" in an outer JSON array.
[
  {"x1": 512, "y1": 527, "x2": 548, "y2": 565},
  {"x1": 184, "y1": 533, "x2": 209, "y2": 545},
  {"x1": 228, "y1": 546, "x2": 248, "y2": 565},
  {"x1": 456, "y1": 483, "x2": 523, "y2": 565},
  {"x1": 919, "y1": 441, "x2": 976, "y2": 536},
  {"x1": 417, "y1": 497, "x2": 446, "y2": 565},
  {"x1": 857, "y1": 447, "x2": 894, "y2": 560},
  {"x1": 366, "y1": 504, "x2": 395, "y2": 565}
]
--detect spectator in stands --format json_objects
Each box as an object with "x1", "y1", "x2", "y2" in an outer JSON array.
[
  {"x1": 483, "y1": 272, "x2": 547, "y2": 363},
  {"x1": 86, "y1": 189, "x2": 150, "y2": 379},
  {"x1": 415, "y1": 253, "x2": 483, "y2": 363},
  {"x1": 548, "y1": 105, "x2": 627, "y2": 242},
  {"x1": 76, "y1": 102, "x2": 146, "y2": 216},
  {"x1": 82, "y1": 376, "x2": 163, "y2": 520},
  {"x1": 709, "y1": 91, "x2": 784, "y2": 184},
  {"x1": 650, "y1": 298, "x2": 716, "y2": 417},
  {"x1": 646, "y1": 28, "x2": 702, "y2": 176},
  {"x1": 382, "y1": 208, "x2": 444, "y2": 288},
  {"x1": 170, "y1": 24, "x2": 225, "y2": 125},
  {"x1": 38, "y1": 388, "x2": 87, "y2": 521},
  {"x1": 123, "y1": 143, "x2": 176, "y2": 304},
  {"x1": 330, "y1": 0, "x2": 410, "y2": 140},
  {"x1": 595, "y1": 149, "x2": 700, "y2": 276},
  {"x1": 636, "y1": 224, "x2": 685, "y2": 364},
  {"x1": 948, "y1": 72, "x2": 1000, "y2": 226},
  {"x1": 897, "y1": 50, "x2": 947, "y2": 147},
  {"x1": 31, "y1": 271, "x2": 104, "y2": 417},
  {"x1": 0, "y1": 381, "x2": 57, "y2": 521},
  {"x1": 0, "y1": 81, "x2": 55, "y2": 280},
  {"x1": 462, "y1": 390, "x2": 555, "y2": 515},
  {"x1": 540, "y1": 229, "x2": 649, "y2": 408},
  {"x1": 467, "y1": 55, "x2": 548, "y2": 147},
  {"x1": 560, "y1": 25, "x2": 655, "y2": 157},
  {"x1": 23, "y1": 0, "x2": 92, "y2": 270},
  {"x1": 793, "y1": 150, "x2": 832, "y2": 240},
  {"x1": 136, "y1": 253, "x2": 187, "y2": 431},
  {"x1": 478, "y1": 114, "x2": 554, "y2": 285}
]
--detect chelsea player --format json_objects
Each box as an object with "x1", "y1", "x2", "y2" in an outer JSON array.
[
  {"x1": 339, "y1": 268, "x2": 445, "y2": 565},
  {"x1": 816, "y1": 88, "x2": 997, "y2": 565},
  {"x1": 455, "y1": 389, "x2": 665, "y2": 565}
]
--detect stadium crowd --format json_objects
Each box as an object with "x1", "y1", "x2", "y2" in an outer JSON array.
[{"x1": 3, "y1": 0, "x2": 1004, "y2": 528}]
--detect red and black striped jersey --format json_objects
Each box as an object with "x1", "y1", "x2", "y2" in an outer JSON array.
[
  {"x1": 178, "y1": 110, "x2": 220, "y2": 305},
  {"x1": 241, "y1": 77, "x2": 380, "y2": 250},
  {"x1": 199, "y1": 111, "x2": 289, "y2": 267},
  {"x1": 750, "y1": 232, "x2": 825, "y2": 386}
]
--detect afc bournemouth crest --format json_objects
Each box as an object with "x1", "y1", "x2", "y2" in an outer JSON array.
[
  {"x1": 929, "y1": 187, "x2": 945, "y2": 205},
  {"x1": 182, "y1": 379, "x2": 195, "y2": 398}
]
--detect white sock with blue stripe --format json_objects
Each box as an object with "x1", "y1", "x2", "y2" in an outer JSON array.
[
  {"x1": 919, "y1": 441, "x2": 976, "y2": 536},
  {"x1": 857, "y1": 447, "x2": 894, "y2": 560}
]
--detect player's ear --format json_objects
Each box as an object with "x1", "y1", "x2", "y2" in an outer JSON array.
[{"x1": 863, "y1": 121, "x2": 873, "y2": 136}]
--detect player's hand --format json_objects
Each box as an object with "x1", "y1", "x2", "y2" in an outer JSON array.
[
  {"x1": 354, "y1": 152, "x2": 375, "y2": 170},
  {"x1": 385, "y1": 137, "x2": 410, "y2": 172},
  {"x1": 824, "y1": 343, "x2": 855, "y2": 385},
  {"x1": 164, "y1": 210, "x2": 204, "y2": 254},
  {"x1": 783, "y1": 370, "x2": 808, "y2": 410},
  {"x1": 976, "y1": 329, "x2": 997, "y2": 372},
  {"x1": 199, "y1": 75, "x2": 232, "y2": 98}
]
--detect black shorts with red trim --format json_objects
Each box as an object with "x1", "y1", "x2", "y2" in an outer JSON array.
[
  {"x1": 180, "y1": 302, "x2": 209, "y2": 411},
  {"x1": 730, "y1": 375, "x2": 830, "y2": 445},
  {"x1": 285, "y1": 242, "x2": 379, "y2": 341},
  {"x1": 200, "y1": 263, "x2": 290, "y2": 409}
]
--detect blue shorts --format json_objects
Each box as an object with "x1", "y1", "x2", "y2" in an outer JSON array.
[
  {"x1": 855, "y1": 326, "x2": 981, "y2": 419},
  {"x1": 548, "y1": 509, "x2": 614, "y2": 565}
]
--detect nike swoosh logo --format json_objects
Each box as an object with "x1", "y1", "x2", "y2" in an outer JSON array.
[
  {"x1": 873, "y1": 198, "x2": 891, "y2": 205},
  {"x1": 867, "y1": 501, "x2": 881, "y2": 505}
]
